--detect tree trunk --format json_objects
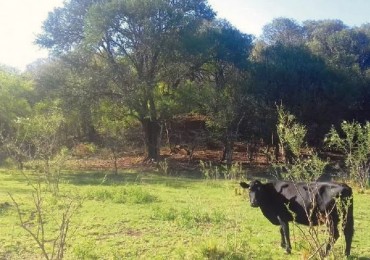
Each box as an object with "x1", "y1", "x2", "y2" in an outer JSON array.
[
  {"x1": 222, "y1": 131, "x2": 234, "y2": 169},
  {"x1": 142, "y1": 119, "x2": 162, "y2": 161},
  {"x1": 80, "y1": 105, "x2": 98, "y2": 142}
]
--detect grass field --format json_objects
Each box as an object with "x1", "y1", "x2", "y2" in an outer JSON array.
[{"x1": 0, "y1": 168, "x2": 369, "y2": 259}]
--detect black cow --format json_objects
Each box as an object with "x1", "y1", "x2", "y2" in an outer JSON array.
[{"x1": 240, "y1": 180, "x2": 354, "y2": 256}]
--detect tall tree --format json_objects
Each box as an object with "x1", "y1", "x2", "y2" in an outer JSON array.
[
  {"x1": 261, "y1": 17, "x2": 305, "y2": 46},
  {"x1": 27, "y1": 56, "x2": 102, "y2": 142},
  {"x1": 37, "y1": 0, "x2": 215, "y2": 160},
  {"x1": 197, "y1": 20, "x2": 253, "y2": 166},
  {"x1": 303, "y1": 19, "x2": 347, "y2": 58},
  {"x1": 250, "y1": 42, "x2": 358, "y2": 143},
  {"x1": 304, "y1": 20, "x2": 370, "y2": 122}
]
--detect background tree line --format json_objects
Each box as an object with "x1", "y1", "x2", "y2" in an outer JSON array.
[{"x1": 2, "y1": 0, "x2": 370, "y2": 163}]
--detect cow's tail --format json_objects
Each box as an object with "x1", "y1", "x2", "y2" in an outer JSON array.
[{"x1": 342, "y1": 187, "x2": 354, "y2": 256}]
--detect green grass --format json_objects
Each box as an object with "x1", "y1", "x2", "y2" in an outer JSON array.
[{"x1": 0, "y1": 169, "x2": 369, "y2": 259}]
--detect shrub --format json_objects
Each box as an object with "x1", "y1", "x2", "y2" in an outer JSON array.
[
  {"x1": 276, "y1": 104, "x2": 307, "y2": 163},
  {"x1": 325, "y1": 121, "x2": 370, "y2": 189},
  {"x1": 72, "y1": 143, "x2": 98, "y2": 158},
  {"x1": 275, "y1": 154, "x2": 328, "y2": 182}
]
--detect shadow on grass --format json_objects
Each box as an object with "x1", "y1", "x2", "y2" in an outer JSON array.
[
  {"x1": 62, "y1": 171, "x2": 135, "y2": 186},
  {"x1": 61, "y1": 170, "x2": 201, "y2": 189}
]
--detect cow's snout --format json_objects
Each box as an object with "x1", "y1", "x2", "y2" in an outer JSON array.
[{"x1": 250, "y1": 198, "x2": 259, "y2": 207}]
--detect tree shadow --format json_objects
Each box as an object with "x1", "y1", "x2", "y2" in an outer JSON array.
[
  {"x1": 350, "y1": 257, "x2": 370, "y2": 260},
  {"x1": 61, "y1": 170, "x2": 196, "y2": 189}
]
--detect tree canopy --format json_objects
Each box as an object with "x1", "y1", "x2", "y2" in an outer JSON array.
[{"x1": 1, "y1": 0, "x2": 370, "y2": 164}]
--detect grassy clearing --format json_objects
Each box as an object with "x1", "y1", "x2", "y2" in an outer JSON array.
[{"x1": 0, "y1": 169, "x2": 369, "y2": 259}]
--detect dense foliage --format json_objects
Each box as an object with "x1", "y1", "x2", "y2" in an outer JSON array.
[{"x1": 2, "y1": 2, "x2": 370, "y2": 163}]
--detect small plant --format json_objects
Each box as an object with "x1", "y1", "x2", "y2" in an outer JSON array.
[
  {"x1": 151, "y1": 206, "x2": 178, "y2": 221},
  {"x1": 177, "y1": 208, "x2": 208, "y2": 228},
  {"x1": 127, "y1": 186, "x2": 157, "y2": 204},
  {"x1": 0, "y1": 202, "x2": 11, "y2": 215},
  {"x1": 222, "y1": 161, "x2": 244, "y2": 179},
  {"x1": 158, "y1": 158, "x2": 170, "y2": 175},
  {"x1": 200, "y1": 160, "x2": 244, "y2": 180},
  {"x1": 72, "y1": 240, "x2": 99, "y2": 260},
  {"x1": 199, "y1": 238, "x2": 249, "y2": 260},
  {"x1": 200, "y1": 160, "x2": 220, "y2": 180},
  {"x1": 200, "y1": 240, "x2": 227, "y2": 259}
]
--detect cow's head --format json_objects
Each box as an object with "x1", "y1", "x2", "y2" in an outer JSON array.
[{"x1": 240, "y1": 180, "x2": 263, "y2": 207}]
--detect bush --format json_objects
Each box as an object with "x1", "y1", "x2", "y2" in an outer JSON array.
[
  {"x1": 72, "y1": 143, "x2": 98, "y2": 158},
  {"x1": 325, "y1": 121, "x2": 370, "y2": 189},
  {"x1": 276, "y1": 105, "x2": 307, "y2": 162},
  {"x1": 275, "y1": 154, "x2": 328, "y2": 182}
]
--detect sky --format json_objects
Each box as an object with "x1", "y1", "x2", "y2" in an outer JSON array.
[{"x1": 1, "y1": 0, "x2": 370, "y2": 71}]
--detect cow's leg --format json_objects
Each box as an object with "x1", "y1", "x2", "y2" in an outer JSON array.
[
  {"x1": 278, "y1": 217, "x2": 291, "y2": 254},
  {"x1": 343, "y1": 201, "x2": 354, "y2": 256},
  {"x1": 280, "y1": 226, "x2": 286, "y2": 248}
]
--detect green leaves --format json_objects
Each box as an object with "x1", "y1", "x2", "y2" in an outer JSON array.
[
  {"x1": 262, "y1": 18, "x2": 304, "y2": 46},
  {"x1": 14, "y1": 101, "x2": 66, "y2": 159},
  {"x1": 276, "y1": 105, "x2": 307, "y2": 159},
  {"x1": 325, "y1": 121, "x2": 370, "y2": 188},
  {"x1": 0, "y1": 67, "x2": 32, "y2": 134}
]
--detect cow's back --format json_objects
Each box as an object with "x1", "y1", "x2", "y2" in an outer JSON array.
[{"x1": 272, "y1": 181, "x2": 352, "y2": 225}]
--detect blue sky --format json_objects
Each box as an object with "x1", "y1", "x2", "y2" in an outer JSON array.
[
  {"x1": 1, "y1": 0, "x2": 370, "y2": 71},
  {"x1": 208, "y1": 0, "x2": 370, "y2": 36}
]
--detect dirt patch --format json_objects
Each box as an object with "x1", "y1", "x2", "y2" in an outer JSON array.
[{"x1": 65, "y1": 143, "x2": 274, "y2": 177}]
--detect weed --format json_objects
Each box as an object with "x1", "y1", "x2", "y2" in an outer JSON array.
[
  {"x1": 72, "y1": 240, "x2": 99, "y2": 260},
  {"x1": 151, "y1": 206, "x2": 178, "y2": 221},
  {"x1": 200, "y1": 240, "x2": 227, "y2": 259},
  {"x1": 0, "y1": 202, "x2": 11, "y2": 215},
  {"x1": 224, "y1": 162, "x2": 244, "y2": 180},
  {"x1": 200, "y1": 160, "x2": 243, "y2": 180},
  {"x1": 200, "y1": 160, "x2": 220, "y2": 180},
  {"x1": 126, "y1": 186, "x2": 157, "y2": 204},
  {"x1": 85, "y1": 187, "x2": 115, "y2": 201},
  {"x1": 158, "y1": 158, "x2": 170, "y2": 175}
]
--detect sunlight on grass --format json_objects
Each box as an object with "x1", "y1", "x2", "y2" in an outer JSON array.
[{"x1": 0, "y1": 169, "x2": 369, "y2": 259}]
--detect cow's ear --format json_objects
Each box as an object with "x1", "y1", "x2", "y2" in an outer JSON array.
[{"x1": 240, "y1": 182, "x2": 249, "y2": 189}]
